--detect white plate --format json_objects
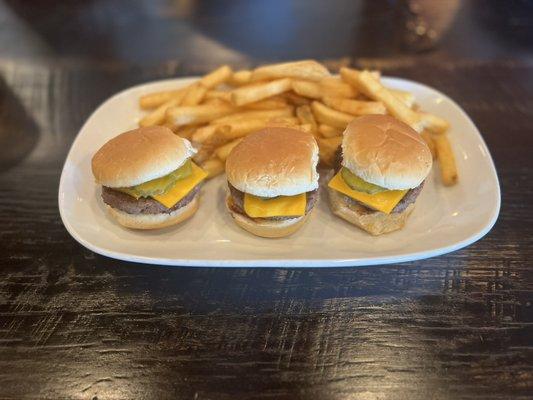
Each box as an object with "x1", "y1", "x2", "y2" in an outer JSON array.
[{"x1": 58, "y1": 77, "x2": 500, "y2": 267}]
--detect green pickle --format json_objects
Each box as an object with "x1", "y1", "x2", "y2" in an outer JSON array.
[
  {"x1": 118, "y1": 160, "x2": 192, "y2": 198},
  {"x1": 340, "y1": 167, "x2": 387, "y2": 194}
]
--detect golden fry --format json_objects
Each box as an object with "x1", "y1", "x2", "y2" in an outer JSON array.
[
  {"x1": 200, "y1": 157, "x2": 225, "y2": 179},
  {"x1": 341, "y1": 68, "x2": 423, "y2": 131},
  {"x1": 434, "y1": 134, "x2": 458, "y2": 186},
  {"x1": 320, "y1": 77, "x2": 358, "y2": 98},
  {"x1": 291, "y1": 80, "x2": 322, "y2": 99},
  {"x1": 174, "y1": 124, "x2": 198, "y2": 140},
  {"x1": 215, "y1": 138, "x2": 243, "y2": 161},
  {"x1": 139, "y1": 96, "x2": 182, "y2": 127},
  {"x1": 420, "y1": 112, "x2": 450, "y2": 135},
  {"x1": 166, "y1": 104, "x2": 236, "y2": 127},
  {"x1": 311, "y1": 101, "x2": 354, "y2": 129},
  {"x1": 318, "y1": 124, "x2": 343, "y2": 138},
  {"x1": 181, "y1": 83, "x2": 208, "y2": 106},
  {"x1": 231, "y1": 78, "x2": 292, "y2": 106},
  {"x1": 420, "y1": 130, "x2": 437, "y2": 159},
  {"x1": 211, "y1": 107, "x2": 294, "y2": 125},
  {"x1": 390, "y1": 89, "x2": 415, "y2": 108},
  {"x1": 322, "y1": 96, "x2": 386, "y2": 116},
  {"x1": 283, "y1": 92, "x2": 311, "y2": 106},
  {"x1": 244, "y1": 97, "x2": 289, "y2": 110},
  {"x1": 139, "y1": 88, "x2": 184, "y2": 109},
  {"x1": 252, "y1": 60, "x2": 330, "y2": 82},
  {"x1": 266, "y1": 117, "x2": 300, "y2": 128},
  {"x1": 220, "y1": 118, "x2": 274, "y2": 140},
  {"x1": 199, "y1": 65, "x2": 233, "y2": 89},
  {"x1": 296, "y1": 105, "x2": 318, "y2": 132},
  {"x1": 202, "y1": 98, "x2": 231, "y2": 107},
  {"x1": 204, "y1": 90, "x2": 232, "y2": 102},
  {"x1": 191, "y1": 125, "x2": 230, "y2": 146},
  {"x1": 229, "y1": 70, "x2": 252, "y2": 86}
]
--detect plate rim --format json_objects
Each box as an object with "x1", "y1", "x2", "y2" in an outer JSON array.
[{"x1": 58, "y1": 76, "x2": 501, "y2": 267}]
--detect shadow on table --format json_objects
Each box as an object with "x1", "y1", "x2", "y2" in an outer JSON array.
[{"x1": 0, "y1": 76, "x2": 39, "y2": 170}]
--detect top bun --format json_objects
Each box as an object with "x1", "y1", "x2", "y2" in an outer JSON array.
[
  {"x1": 226, "y1": 127, "x2": 319, "y2": 197},
  {"x1": 342, "y1": 115, "x2": 432, "y2": 190},
  {"x1": 92, "y1": 126, "x2": 196, "y2": 188}
]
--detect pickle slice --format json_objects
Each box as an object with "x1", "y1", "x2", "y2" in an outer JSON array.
[
  {"x1": 340, "y1": 167, "x2": 387, "y2": 194},
  {"x1": 169, "y1": 159, "x2": 192, "y2": 181},
  {"x1": 117, "y1": 159, "x2": 193, "y2": 198}
]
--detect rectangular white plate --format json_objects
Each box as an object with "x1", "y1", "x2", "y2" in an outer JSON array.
[{"x1": 58, "y1": 77, "x2": 500, "y2": 267}]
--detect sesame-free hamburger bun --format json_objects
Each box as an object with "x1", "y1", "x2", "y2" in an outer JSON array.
[
  {"x1": 92, "y1": 126, "x2": 202, "y2": 230},
  {"x1": 226, "y1": 127, "x2": 319, "y2": 238}
]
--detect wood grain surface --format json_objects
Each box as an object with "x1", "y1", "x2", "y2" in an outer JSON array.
[{"x1": 1, "y1": 0, "x2": 533, "y2": 399}]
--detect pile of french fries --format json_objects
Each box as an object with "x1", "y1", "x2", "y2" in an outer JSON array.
[{"x1": 138, "y1": 60, "x2": 458, "y2": 186}]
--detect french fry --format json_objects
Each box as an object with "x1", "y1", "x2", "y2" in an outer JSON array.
[
  {"x1": 231, "y1": 79, "x2": 292, "y2": 106},
  {"x1": 252, "y1": 60, "x2": 330, "y2": 82},
  {"x1": 390, "y1": 89, "x2": 415, "y2": 108},
  {"x1": 193, "y1": 145, "x2": 214, "y2": 164},
  {"x1": 204, "y1": 90, "x2": 232, "y2": 102},
  {"x1": 318, "y1": 137, "x2": 342, "y2": 167},
  {"x1": 320, "y1": 77, "x2": 358, "y2": 98},
  {"x1": 199, "y1": 65, "x2": 233, "y2": 89},
  {"x1": 215, "y1": 138, "x2": 242, "y2": 161},
  {"x1": 200, "y1": 157, "x2": 225, "y2": 179},
  {"x1": 181, "y1": 83, "x2": 208, "y2": 106},
  {"x1": 420, "y1": 112, "x2": 450, "y2": 135},
  {"x1": 283, "y1": 92, "x2": 311, "y2": 106},
  {"x1": 341, "y1": 68, "x2": 423, "y2": 132},
  {"x1": 296, "y1": 105, "x2": 318, "y2": 132},
  {"x1": 166, "y1": 104, "x2": 236, "y2": 127},
  {"x1": 244, "y1": 97, "x2": 289, "y2": 110},
  {"x1": 139, "y1": 88, "x2": 184, "y2": 109},
  {"x1": 221, "y1": 118, "x2": 275, "y2": 140},
  {"x1": 420, "y1": 130, "x2": 437, "y2": 159},
  {"x1": 266, "y1": 116, "x2": 300, "y2": 128},
  {"x1": 174, "y1": 124, "x2": 198, "y2": 140},
  {"x1": 202, "y1": 98, "x2": 231, "y2": 106},
  {"x1": 139, "y1": 96, "x2": 183, "y2": 127},
  {"x1": 434, "y1": 135, "x2": 458, "y2": 186},
  {"x1": 318, "y1": 124, "x2": 343, "y2": 138},
  {"x1": 373, "y1": 71, "x2": 383, "y2": 81},
  {"x1": 311, "y1": 101, "x2": 354, "y2": 129},
  {"x1": 211, "y1": 107, "x2": 294, "y2": 125},
  {"x1": 229, "y1": 70, "x2": 252, "y2": 86},
  {"x1": 192, "y1": 125, "x2": 230, "y2": 145},
  {"x1": 322, "y1": 96, "x2": 386, "y2": 116},
  {"x1": 292, "y1": 80, "x2": 322, "y2": 99}
]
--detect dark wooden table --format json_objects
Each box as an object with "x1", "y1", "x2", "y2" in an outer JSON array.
[{"x1": 1, "y1": 1, "x2": 532, "y2": 399}]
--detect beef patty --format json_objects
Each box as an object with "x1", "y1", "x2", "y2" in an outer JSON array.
[
  {"x1": 228, "y1": 184, "x2": 318, "y2": 221},
  {"x1": 102, "y1": 184, "x2": 200, "y2": 215},
  {"x1": 332, "y1": 146, "x2": 424, "y2": 214}
]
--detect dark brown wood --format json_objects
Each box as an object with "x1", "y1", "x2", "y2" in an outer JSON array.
[{"x1": 1, "y1": 1, "x2": 532, "y2": 399}]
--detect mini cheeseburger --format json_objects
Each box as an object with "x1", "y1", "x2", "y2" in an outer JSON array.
[
  {"x1": 92, "y1": 126, "x2": 207, "y2": 229},
  {"x1": 328, "y1": 115, "x2": 432, "y2": 235},
  {"x1": 225, "y1": 127, "x2": 319, "y2": 238}
]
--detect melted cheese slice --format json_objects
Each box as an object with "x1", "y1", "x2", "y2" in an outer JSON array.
[
  {"x1": 244, "y1": 193, "x2": 306, "y2": 218},
  {"x1": 328, "y1": 171, "x2": 407, "y2": 214},
  {"x1": 151, "y1": 162, "x2": 207, "y2": 208}
]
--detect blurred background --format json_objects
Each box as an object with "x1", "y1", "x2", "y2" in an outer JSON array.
[{"x1": 0, "y1": 0, "x2": 532, "y2": 67}]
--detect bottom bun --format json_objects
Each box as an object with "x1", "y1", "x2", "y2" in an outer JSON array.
[
  {"x1": 106, "y1": 196, "x2": 199, "y2": 230},
  {"x1": 328, "y1": 188, "x2": 415, "y2": 235},
  {"x1": 226, "y1": 197, "x2": 310, "y2": 238}
]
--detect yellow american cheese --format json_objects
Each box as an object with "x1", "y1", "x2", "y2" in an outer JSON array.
[
  {"x1": 151, "y1": 162, "x2": 207, "y2": 208},
  {"x1": 328, "y1": 171, "x2": 407, "y2": 214},
  {"x1": 244, "y1": 193, "x2": 306, "y2": 218}
]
